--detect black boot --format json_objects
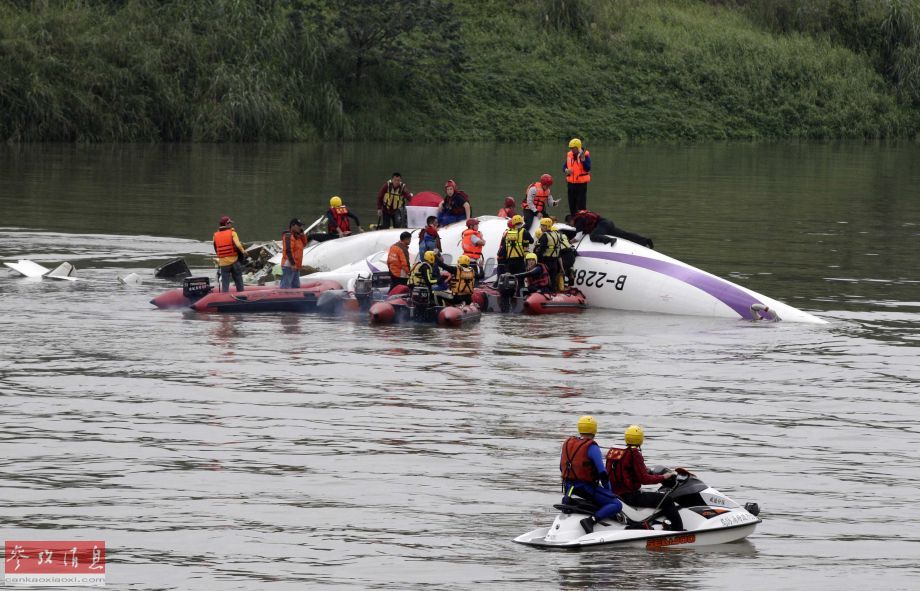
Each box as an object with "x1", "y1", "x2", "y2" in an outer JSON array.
[{"x1": 579, "y1": 516, "x2": 595, "y2": 534}]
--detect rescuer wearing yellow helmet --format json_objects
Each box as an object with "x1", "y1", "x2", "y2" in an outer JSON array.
[
  {"x1": 496, "y1": 214, "x2": 533, "y2": 277},
  {"x1": 560, "y1": 415, "x2": 623, "y2": 535},
  {"x1": 605, "y1": 425, "x2": 684, "y2": 531},
  {"x1": 564, "y1": 138, "x2": 591, "y2": 216},
  {"x1": 408, "y1": 248, "x2": 451, "y2": 306},
  {"x1": 534, "y1": 217, "x2": 564, "y2": 291},
  {"x1": 439, "y1": 253, "x2": 477, "y2": 305},
  {"x1": 323, "y1": 195, "x2": 362, "y2": 240},
  {"x1": 515, "y1": 252, "x2": 553, "y2": 294}
]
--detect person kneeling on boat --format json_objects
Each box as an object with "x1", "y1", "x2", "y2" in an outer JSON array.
[
  {"x1": 280, "y1": 218, "x2": 307, "y2": 289},
  {"x1": 516, "y1": 252, "x2": 553, "y2": 294},
  {"x1": 409, "y1": 250, "x2": 451, "y2": 306},
  {"x1": 607, "y1": 425, "x2": 684, "y2": 531},
  {"x1": 561, "y1": 415, "x2": 623, "y2": 534},
  {"x1": 439, "y1": 254, "x2": 477, "y2": 305}
]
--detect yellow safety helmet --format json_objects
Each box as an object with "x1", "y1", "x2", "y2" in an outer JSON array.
[
  {"x1": 525, "y1": 252, "x2": 538, "y2": 261},
  {"x1": 551, "y1": 225, "x2": 560, "y2": 231},
  {"x1": 540, "y1": 217, "x2": 554, "y2": 228},
  {"x1": 569, "y1": 138, "x2": 582, "y2": 150},
  {"x1": 534, "y1": 228, "x2": 543, "y2": 239},
  {"x1": 578, "y1": 415, "x2": 597, "y2": 435},
  {"x1": 625, "y1": 424, "x2": 645, "y2": 446},
  {"x1": 458, "y1": 254, "x2": 471, "y2": 266},
  {"x1": 423, "y1": 250, "x2": 437, "y2": 264},
  {"x1": 330, "y1": 196, "x2": 343, "y2": 208},
  {"x1": 511, "y1": 214, "x2": 524, "y2": 226}
]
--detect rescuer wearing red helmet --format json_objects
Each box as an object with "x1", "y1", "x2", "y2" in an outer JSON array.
[
  {"x1": 437, "y1": 179, "x2": 471, "y2": 226},
  {"x1": 561, "y1": 415, "x2": 623, "y2": 535},
  {"x1": 522, "y1": 173, "x2": 559, "y2": 232}
]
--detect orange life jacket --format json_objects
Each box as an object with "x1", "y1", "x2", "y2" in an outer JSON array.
[
  {"x1": 566, "y1": 150, "x2": 591, "y2": 184},
  {"x1": 328, "y1": 206, "x2": 351, "y2": 234},
  {"x1": 523, "y1": 182, "x2": 549, "y2": 213},
  {"x1": 497, "y1": 207, "x2": 514, "y2": 218},
  {"x1": 387, "y1": 242, "x2": 411, "y2": 278},
  {"x1": 461, "y1": 229, "x2": 484, "y2": 259},
  {"x1": 560, "y1": 436, "x2": 599, "y2": 482},
  {"x1": 281, "y1": 230, "x2": 307, "y2": 269},
  {"x1": 213, "y1": 229, "x2": 239, "y2": 260}
]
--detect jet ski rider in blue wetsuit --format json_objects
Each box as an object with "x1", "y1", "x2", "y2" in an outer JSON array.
[{"x1": 560, "y1": 415, "x2": 623, "y2": 534}]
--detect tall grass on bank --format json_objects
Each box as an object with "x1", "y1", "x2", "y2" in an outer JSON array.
[
  {"x1": 0, "y1": 0, "x2": 918, "y2": 142},
  {"x1": 0, "y1": 1, "x2": 347, "y2": 141}
]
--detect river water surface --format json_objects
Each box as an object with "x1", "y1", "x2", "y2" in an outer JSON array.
[{"x1": 1, "y1": 143, "x2": 918, "y2": 590}]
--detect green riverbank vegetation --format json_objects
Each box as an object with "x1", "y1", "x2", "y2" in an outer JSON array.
[{"x1": 1, "y1": 0, "x2": 919, "y2": 141}]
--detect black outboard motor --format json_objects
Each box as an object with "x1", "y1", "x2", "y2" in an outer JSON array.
[
  {"x1": 182, "y1": 277, "x2": 213, "y2": 301},
  {"x1": 744, "y1": 502, "x2": 761, "y2": 516},
  {"x1": 496, "y1": 273, "x2": 518, "y2": 313},
  {"x1": 354, "y1": 275, "x2": 374, "y2": 310}
]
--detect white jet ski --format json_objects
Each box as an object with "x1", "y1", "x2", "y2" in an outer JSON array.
[{"x1": 515, "y1": 470, "x2": 762, "y2": 549}]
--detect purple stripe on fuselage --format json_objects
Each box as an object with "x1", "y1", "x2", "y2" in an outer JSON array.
[{"x1": 577, "y1": 250, "x2": 761, "y2": 320}]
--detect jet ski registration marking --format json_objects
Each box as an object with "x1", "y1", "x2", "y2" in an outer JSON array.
[
  {"x1": 646, "y1": 533, "x2": 696, "y2": 549},
  {"x1": 720, "y1": 512, "x2": 758, "y2": 527}
]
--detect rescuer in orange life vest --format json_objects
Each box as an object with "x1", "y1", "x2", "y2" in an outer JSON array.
[
  {"x1": 325, "y1": 196, "x2": 362, "y2": 239},
  {"x1": 280, "y1": 218, "x2": 308, "y2": 289},
  {"x1": 522, "y1": 174, "x2": 559, "y2": 231},
  {"x1": 387, "y1": 231, "x2": 413, "y2": 290},
  {"x1": 212, "y1": 215, "x2": 247, "y2": 292},
  {"x1": 561, "y1": 416, "x2": 623, "y2": 534},
  {"x1": 461, "y1": 218, "x2": 486, "y2": 279},
  {"x1": 607, "y1": 425, "x2": 684, "y2": 531},
  {"x1": 564, "y1": 138, "x2": 591, "y2": 216}
]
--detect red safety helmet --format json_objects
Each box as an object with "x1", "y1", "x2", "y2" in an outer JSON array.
[
  {"x1": 466, "y1": 218, "x2": 479, "y2": 228},
  {"x1": 540, "y1": 174, "x2": 553, "y2": 187},
  {"x1": 444, "y1": 179, "x2": 458, "y2": 190},
  {"x1": 504, "y1": 196, "x2": 515, "y2": 208}
]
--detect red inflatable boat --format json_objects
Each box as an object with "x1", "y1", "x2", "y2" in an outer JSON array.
[
  {"x1": 151, "y1": 277, "x2": 342, "y2": 311},
  {"x1": 437, "y1": 303, "x2": 482, "y2": 327},
  {"x1": 522, "y1": 289, "x2": 587, "y2": 315},
  {"x1": 368, "y1": 294, "x2": 481, "y2": 328},
  {"x1": 151, "y1": 284, "x2": 269, "y2": 309},
  {"x1": 472, "y1": 281, "x2": 587, "y2": 315}
]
